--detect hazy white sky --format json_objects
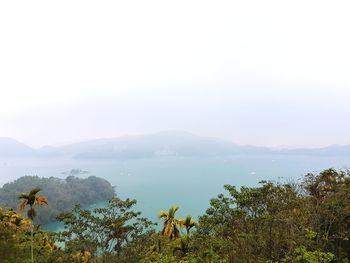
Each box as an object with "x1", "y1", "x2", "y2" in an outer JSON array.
[{"x1": 1, "y1": 1, "x2": 350, "y2": 148}]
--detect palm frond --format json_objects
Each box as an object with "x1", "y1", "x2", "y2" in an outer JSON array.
[
  {"x1": 18, "y1": 193, "x2": 29, "y2": 200},
  {"x1": 168, "y1": 206, "x2": 179, "y2": 217},
  {"x1": 18, "y1": 199, "x2": 28, "y2": 211},
  {"x1": 159, "y1": 206, "x2": 183, "y2": 239},
  {"x1": 29, "y1": 188, "x2": 42, "y2": 196},
  {"x1": 164, "y1": 222, "x2": 173, "y2": 236},
  {"x1": 159, "y1": 210, "x2": 168, "y2": 219},
  {"x1": 35, "y1": 196, "x2": 48, "y2": 205}
]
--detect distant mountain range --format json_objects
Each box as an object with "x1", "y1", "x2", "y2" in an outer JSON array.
[
  {"x1": 0, "y1": 137, "x2": 36, "y2": 157},
  {"x1": 1, "y1": 131, "x2": 350, "y2": 159}
]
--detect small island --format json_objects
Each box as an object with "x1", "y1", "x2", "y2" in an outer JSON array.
[{"x1": 0, "y1": 174, "x2": 115, "y2": 225}]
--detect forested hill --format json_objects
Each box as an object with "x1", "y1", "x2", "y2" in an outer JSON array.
[{"x1": 0, "y1": 175, "x2": 115, "y2": 224}]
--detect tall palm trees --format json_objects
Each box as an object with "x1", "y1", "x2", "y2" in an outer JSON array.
[
  {"x1": 18, "y1": 188, "x2": 48, "y2": 263},
  {"x1": 179, "y1": 215, "x2": 197, "y2": 235},
  {"x1": 18, "y1": 188, "x2": 48, "y2": 220},
  {"x1": 159, "y1": 206, "x2": 182, "y2": 239},
  {"x1": 159, "y1": 206, "x2": 197, "y2": 238}
]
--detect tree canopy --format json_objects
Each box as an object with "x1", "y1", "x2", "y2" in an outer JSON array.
[
  {"x1": 0, "y1": 168, "x2": 349, "y2": 262},
  {"x1": 0, "y1": 175, "x2": 115, "y2": 224}
]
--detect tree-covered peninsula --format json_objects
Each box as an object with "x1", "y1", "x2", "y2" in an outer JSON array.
[
  {"x1": 0, "y1": 168, "x2": 349, "y2": 262},
  {"x1": 0, "y1": 175, "x2": 115, "y2": 225}
]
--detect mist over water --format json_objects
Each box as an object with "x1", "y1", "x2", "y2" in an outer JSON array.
[{"x1": 1, "y1": 2, "x2": 350, "y2": 261}]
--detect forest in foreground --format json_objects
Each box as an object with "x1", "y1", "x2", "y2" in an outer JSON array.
[{"x1": 0, "y1": 168, "x2": 349, "y2": 263}]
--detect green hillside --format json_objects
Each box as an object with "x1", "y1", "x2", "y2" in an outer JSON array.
[{"x1": 0, "y1": 175, "x2": 115, "y2": 225}]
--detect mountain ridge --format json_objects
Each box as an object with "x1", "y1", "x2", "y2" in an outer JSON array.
[
  {"x1": 0, "y1": 137, "x2": 36, "y2": 157},
  {"x1": 1, "y1": 131, "x2": 350, "y2": 159}
]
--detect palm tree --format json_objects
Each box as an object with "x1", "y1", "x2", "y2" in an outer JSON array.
[
  {"x1": 105, "y1": 219, "x2": 131, "y2": 256},
  {"x1": 159, "y1": 206, "x2": 182, "y2": 239},
  {"x1": 179, "y1": 215, "x2": 197, "y2": 235},
  {"x1": 18, "y1": 188, "x2": 48, "y2": 263}
]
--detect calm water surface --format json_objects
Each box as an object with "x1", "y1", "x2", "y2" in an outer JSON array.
[{"x1": 1, "y1": 155, "x2": 349, "y2": 231}]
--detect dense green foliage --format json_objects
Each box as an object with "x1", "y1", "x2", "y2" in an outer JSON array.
[
  {"x1": 0, "y1": 168, "x2": 349, "y2": 262},
  {"x1": 0, "y1": 207, "x2": 58, "y2": 263},
  {"x1": 0, "y1": 175, "x2": 115, "y2": 224},
  {"x1": 55, "y1": 197, "x2": 155, "y2": 262},
  {"x1": 190, "y1": 169, "x2": 350, "y2": 262}
]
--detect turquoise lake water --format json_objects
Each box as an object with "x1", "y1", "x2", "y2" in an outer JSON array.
[{"x1": 1, "y1": 154, "x2": 350, "y2": 232}]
